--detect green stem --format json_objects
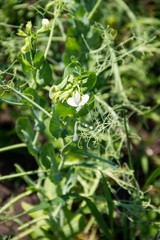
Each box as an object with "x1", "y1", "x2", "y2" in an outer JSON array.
[
  {"x1": 0, "y1": 143, "x2": 26, "y2": 153},
  {"x1": 110, "y1": 48, "x2": 127, "y2": 102},
  {"x1": 0, "y1": 190, "x2": 33, "y2": 214},
  {"x1": 11, "y1": 87, "x2": 52, "y2": 118},
  {"x1": 32, "y1": 131, "x2": 40, "y2": 146},
  {"x1": 58, "y1": 153, "x2": 64, "y2": 170},
  {"x1": 38, "y1": 36, "x2": 65, "y2": 42},
  {"x1": 10, "y1": 228, "x2": 34, "y2": 240},
  {"x1": 44, "y1": 17, "x2": 56, "y2": 58},
  {"x1": 44, "y1": 6, "x2": 61, "y2": 59},
  {"x1": 115, "y1": 0, "x2": 140, "y2": 36},
  {"x1": 0, "y1": 22, "x2": 20, "y2": 28},
  {"x1": 10, "y1": 216, "x2": 49, "y2": 240},
  {"x1": 73, "y1": 121, "x2": 78, "y2": 142},
  {"x1": 15, "y1": 164, "x2": 36, "y2": 187},
  {"x1": 88, "y1": 0, "x2": 102, "y2": 20},
  {"x1": 13, "y1": 3, "x2": 28, "y2": 10},
  {"x1": 94, "y1": 95, "x2": 119, "y2": 121},
  {"x1": 84, "y1": 216, "x2": 95, "y2": 234},
  {"x1": 123, "y1": 110, "x2": 133, "y2": 169},
  {"x1": 0, "y1": 98, "x2": 24, "y2": 106},
  {"x1": 0, "y1": 169, "x2": 48, "y2": 181}
]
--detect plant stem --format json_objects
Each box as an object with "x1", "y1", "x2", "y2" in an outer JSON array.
[
  {"x1": 88, "y1": 0, "x2": 102, "y2": 20},
  {"x1": 0, "y1": 169, "x2": 48, "y2": 181},
  {"x1": 44, "y1": 17, "x2": 56, "y2": 58},
  {"x1": 73, "y1": 121, "x2": 78, "y2": 142},
  {"x1": 84, "y1": 216, "x2": 95, "y2": 234},
  {"x1": 10, "y1": 228, "x2": 34, "y2": 240},
  {"x1": 123, "y1": 110, "x2": 133, "y2": 169},
  {"x1": 44, "y1": 5, "x2": 61, "y2": 59},
  {"x1": 11, "y1": 87, "x2": 52, "y2": 118},
  {"x1": 94, "y1": 95, "x2": 119, "y2": 121},
  {"x1": 0, "y1": 190, "x2": 33, "y2": 214},
  {"x1": 115, "y1": 0, "x2": 141, "y2": 36},
  {"x1": 11, "y1": 216, "x2": 49, "y2": 240},
  {"x1": 0, "y1": 143, "x2": 26, "y2": 153},
  {"x1": 32, "y1": 131, "x2": 40, "y2": 146},
  {"x1": 0, "y1": 22, "x2": 20, "y2": 28},
  {"x1": 15, "y1": 164, "x2": 36, "y2": 187},
  {"x1": 0, "y1": 98, "x2": 24, "y2": 106},
  {"x1": 110, "y1": 48, "x2": 127, "y2": 102},
  {"x1": 38, "y1": 36, "x2": 65, "y2": 42}
]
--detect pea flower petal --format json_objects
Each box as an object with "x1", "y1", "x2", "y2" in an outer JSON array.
[
  {"x1": 67, "y1": 91, "x2": 89, "y2": 111},
  {"x1": 79, "y1": 94, "x2": 89, "y2": 107}
]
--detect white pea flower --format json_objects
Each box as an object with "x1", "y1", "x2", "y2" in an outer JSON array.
[
  {"x1": 67, "y1": 91, "x2": 89, "y2": 112},
  {"x1": 37, "y1": 19, "x2": 50, "y2": 34}
]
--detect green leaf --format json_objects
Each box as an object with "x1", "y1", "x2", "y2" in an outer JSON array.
[
  {"x1": 36, "y1": 60, "x2": 52, "y2": 87},
  {"x1": 56, "y1": 102, "x2": 75, "y2": 119},
  {"x1": 72, "y1": 151, "x2": 115, "y2": 166},
  {"x1": 41, "y1": 142, "x2": 61, "y2": 183},
  {"x1": 16, "y1": 117, "x2": 34, "y2": 143},
  {"x1": 18, "y1": 52, "x2": 33, "y2": 73},
  {"x1": 22, "y1": 87, "x2": 39, "y2": 105},
  {"x1": 101, "y1": 172, "x2": 114, "y2": 229},
  {"x1": 85, "y1": 198, "x2": 111, "y2": 239},
  {"x1": 41, "y1": 142, "x2": 54, "y2": 169},
  {"x1": 60, "y1": 214, "x2": 85, "y2": 238},
  {"x1": 56, "y1": 75, "x2": 69, "y2": 90},
  {"x1": 2, "y1": 192, "x2": 110, "y2": 240},
  {"x1": 15, "y1": 117, "x2": 40, "y2": 156},
  {"x1": 143, "y1": 167, "x2": 160, "y2": 190},
  {"x1": 5, "y1": 196, "x2": 66, "y2": 221},
  {"x1": 64, "y1": 61, "x2": 82, "y2": 78},
  {"x1": 49, "y1": 108, "x2": 61, "y2": 139},
  {"x1": 33, "y1": 50, "x2": 44, "y2": 69},
  {"x1": 21, "y1": 201, "x2": 44, "y2": 219},
  {"x1": 81, "y1": 71, "x2": 97, "y2": 92},
  {"x1": 64, "y1": 40, "x2": 82, "y2": 67},
  {"x1": 41, "y1": 142, "x2": 58, "y2": 171}
]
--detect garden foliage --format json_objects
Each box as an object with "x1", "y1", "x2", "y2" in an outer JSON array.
[{"x1": 0, "y1": 0, "x2": 160, "y2": 239}]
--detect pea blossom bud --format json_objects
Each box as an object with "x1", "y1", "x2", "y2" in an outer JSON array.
[
  {"x1": 42, "y1": 19, "x2": 50, "y2": 28},
  {"x1": 21, "y1": 37, "x2": 30, "y2": 53},
  {"x1": 26, "y1": 21, "x2": 32, "y2": 35}
]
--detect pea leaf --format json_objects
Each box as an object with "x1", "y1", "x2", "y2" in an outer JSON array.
[
  {"x1": 16, "y1": 117, "x2": 34, "y2": 143},
  {"x1": 49, "y1": 108, "x2": 61, "y2": 139},
  {"x1": 33, "y1": 50, "x2": 44, "y2": 69},
  {"x1": 64, "y1": 61, "x2": 82, "y2": 78},
  {"x1": 18, "y1": 52, "x2": 33, "y2": 73},
  {"x1": 63, "y1": 40, "x2": 82, "y2": 66},
  {"x1": 22, "y1": 87, "x2": 39, "y2": 105},
  {"x1": 15, "y1": 117, "x2": 40, "y2": 156},
  {"x1": 60, "y1": 214, "x2": 85, "y2": 238},
  {"x1": 41, "y1": 142, "x2": 57, "y2": 169},
  {"x1": 81, "y1": 71, "x2": 97, "y2": 92},
  {"x1": 56, "y1": 102, "x2": 75, "y2": 119},
  {"x1": 41, "y1": 143, "x2": 52, "y2": 169},
  {"x1": 36, "y1": 60, "x2": 52, "y2": 87},
  {"x1": 41, "y1": 142, "x2": 62, "y2": 183}
]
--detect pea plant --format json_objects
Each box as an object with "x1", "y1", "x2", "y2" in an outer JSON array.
[{"x1": 0, "y1": 0, "x2": 160, "y2": 239}]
